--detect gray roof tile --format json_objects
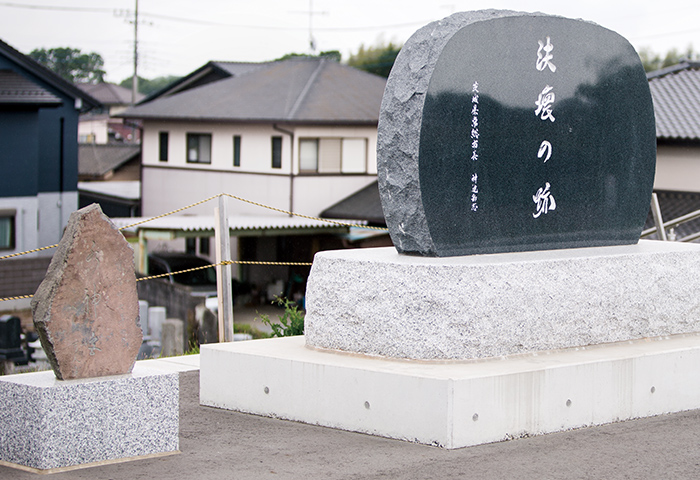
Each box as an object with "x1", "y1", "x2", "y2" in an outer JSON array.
[
  {"x1": 0, "y1": 69, "x2": 62, "y2": 105},
  {"x1": 79, "y1": 143, "x2": 140, "y2": 177},
  {"x1": 121, "y1": 58, "x2": 386, "y2": 124},
  {"x1": 648, "y1": 62, "x2": 700, "y2": 140},
  {"x1": 77, "y1": 82, "x2": 143, "y2": 105}
]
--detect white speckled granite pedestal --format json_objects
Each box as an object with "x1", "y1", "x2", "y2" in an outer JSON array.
[
  {"x1": 0, "y1": 365, "x2": 179, "y2": 472},
  {"x1": 200, "y1": 241, "x2": 700, "y2": 448},
  {"x1": 305, "y1": 241, "x2": 700, "y2": 359}
]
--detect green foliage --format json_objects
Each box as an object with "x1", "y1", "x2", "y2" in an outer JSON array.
[
  {"x1": 119, "y1": 75, "x2": 181, "y2": 96},
  {"x1": 347, "y1": 41, "x2": 402, "y2": 78},
  {"x1": 639, "y1": 45, "x2": 699, "y2": 72},
  {"x1": 234, "y1": 322, "x2": 271, "y2": 339},
  {"x1": 274, "y1": 50, "x2": 342, "y2": 62},
  {"x1": 258, "y1": 296, "x2": 305, "y2": 337},
  {"x1": 29, "y1": 47, "x2": 105, "y2": 84}
]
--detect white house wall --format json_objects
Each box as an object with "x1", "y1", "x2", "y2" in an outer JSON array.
[
  {"x1": 654, "y1": 145, "x2": 700, "y2": 193},
  {"x1": 143, "y1": 122, "x2": 292, "y2": 175},
  {"x1": 0, "y1": 193, "x2": 73, "y2": 258},
  {"x1": 78, "y1": 118, "x2": 109, "y2": 144},
  {"x1": 141, "y1": 121, "x2": 378, "y2": 218},
  {"x1": 38, "y1": 192, "x2": 77, "y2": 251},
  {"x1": 141, "y1": 167, "x2": 292, "y2": 217}
]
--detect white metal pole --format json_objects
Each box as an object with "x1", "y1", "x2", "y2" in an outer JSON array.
[{"x1": 214, "y1": 195, "x2": 234, "y2": 342}]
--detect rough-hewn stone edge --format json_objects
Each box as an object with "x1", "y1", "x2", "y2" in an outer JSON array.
[
  {"x1": 304, "y1": 242, "x2": 700, "y2": 360},
  {"x1": 378, "y1": 10, "x2": 529, "y2": 256},
  {"x1": 30, "y1": 204, "x2": 135, "y2": 380}
]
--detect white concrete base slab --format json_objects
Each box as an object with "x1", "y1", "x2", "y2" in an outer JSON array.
[{"x1": 200, "y1": 334, "x2": 700, "y2": 449}]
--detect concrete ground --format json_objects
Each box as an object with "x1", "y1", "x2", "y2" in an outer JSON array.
[{"x1": 2, "y1": 353, "x2": 700, "y2": 479}]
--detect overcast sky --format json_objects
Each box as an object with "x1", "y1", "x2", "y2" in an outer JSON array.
[{"x1": 1, "y1": 0, "x2": 699, "y2": 83}]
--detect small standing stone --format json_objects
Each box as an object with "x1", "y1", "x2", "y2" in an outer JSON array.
[{"x1": 31, "y1": 204, "x2": 142, "y2": 380}]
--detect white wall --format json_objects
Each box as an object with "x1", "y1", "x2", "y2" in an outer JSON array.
[
  {"x1": 78, "y1": 118, "x2": 109, "y2": 144},
  {"x1": 0, "y1": 193, "x2": 74, "y2": 258},
  {"x1": 141, "y1": 168, "x2": 292, "y2": 217},
  {"x1": 38, "y1": 192, "x2": 77, "y2": 251},
  {"x1": 654, "y1": 145, "x2": 700, "y2": 192},
  {"x1": 141, "y1": 120, "x2": 379, "y2": 218},
  {"x1": 143, "y1": 122, "x2": 293, "y2": 175}
]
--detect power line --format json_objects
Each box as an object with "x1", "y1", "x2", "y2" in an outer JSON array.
[{"x1": 0, "y1": 1, "x2": 431, "y2": 32}]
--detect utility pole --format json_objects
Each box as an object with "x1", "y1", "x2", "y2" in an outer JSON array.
[
  {"x1": 131, "y1": 0, "x2": 139, "y2": 104},
  {"x1": 292, "y1": 1, "x2": 327, "y2": 54}
]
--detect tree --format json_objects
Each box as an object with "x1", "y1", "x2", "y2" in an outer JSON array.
[
  {"x1": 29, "y1": 47, "x2": 105, "y2": 84},
  {"x1": 274, "y1": 50, "x2": 342, "y2": 62},
  {"x1": 639, "y1": 45, "x2": 699, "y2": 73},
  {"x1": 119, "y1": 75, "x2": 181, "y2": 96},
  {"x1": 347, "y1": 41, "x2": 402, "y2": 78}
]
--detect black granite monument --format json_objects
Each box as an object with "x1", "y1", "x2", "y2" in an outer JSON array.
[{"x1": 378, "y1": 11, "x2": 656, "y2": 256}]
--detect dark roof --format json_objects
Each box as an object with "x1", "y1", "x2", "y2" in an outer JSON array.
[
  {"x1": 0, "y1": 38, "x2": 101, "y2": 111},
  {"x1": 320, "y1": 181, "x2": 386, "y2": 225},
  {"x1": 0, "y1": 69, "x2": 62, "y2": 105},
  {"x1": 79, "y1": 143, "x2": 140, "y2": 178},
  {"x1": 139, "y1": 61, "x2": 266, "y2": 104},
  {"x1": 121, "y1": 58, "x2": 386, "y2": 125},
  {"x1": 77, "y1": 82, "x2": 143, "y2": 106},
  {"x1": 647, "y1": 62, "x2": 700, "y2": 141}
]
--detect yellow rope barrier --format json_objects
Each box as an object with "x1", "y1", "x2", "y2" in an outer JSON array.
[
  {"x1": 222, "y1": 193, "x2": 389, "y2": 231},
  {"x1": 1, "y1": 260, "x2": 313, "y2": 301},
  {"x1": 0, "y1": 192, "x2": 387, "y2": 263}
]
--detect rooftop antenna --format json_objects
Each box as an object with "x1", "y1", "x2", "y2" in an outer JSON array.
[{"x1": 291, "y1": 0, "x2": 328, "y2": 54}]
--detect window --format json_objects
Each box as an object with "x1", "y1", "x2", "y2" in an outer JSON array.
[
  {"x1": 271, "y1": 136, "x2": 282, "y2": 169},
  {"x1": 298, "y1": 137, "x2": 367, "y2": 174},
  {"x1": 0, "y1": 211, "x2": 15, "y2": 250},
  {"x1": 319, "y1": 138, "x2": 341, "y2": 173},
  {"x1": 199, "y1": 237, "x2": 210, "y2": 255},
  {"x1": 159, "y1": 132, "x2": 169, "y2": 162},
  {"x1": 299, "y1": 138, "x2": 319, "y2": 171},
  {"x1": 341, "y1": 138, "x2": 367, "y2": 173},
  {"x1": 233, "y1": 135, "x2": 241, "y2": 167},
  {"x1": 186, "y1": 237, "x2": 196, "y2": 255},
  {"x1": 186, "y1": 133, "x2": 212, "y2": 164}
]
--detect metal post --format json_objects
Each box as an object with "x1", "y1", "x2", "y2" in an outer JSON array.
[
  {"x1": 214, "y1": 195, "x2": 234, "y2": 342},
  {"x1": 651, "y1": 193, "x2": 667, "y2": 241}
]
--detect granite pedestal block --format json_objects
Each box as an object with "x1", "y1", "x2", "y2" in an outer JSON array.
[
  {"x1": 305, "y1": 241, "x2": 700, "y2": 360},
  {"x1": 0, "y1": 365, "x2": 179, "y2": 472}
]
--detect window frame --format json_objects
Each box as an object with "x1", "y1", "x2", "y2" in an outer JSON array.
[
  {"x1": 271, "y1": 136, "x2": 282, "y2": 169},
  {"x1": 159, "y1": 131, "x2": 169, "y2": 162},
  {"x1": 299, "y1": 138, "x2": 319, "y2": 172},
  {"x1": 233, "y1": 135, "x2": 241, "y2": 167},
  {"x1": 186, "y1": 133, "x2": 212, "y2": 164},
  {"x1": 0, "y1": 210, "x2": 16, "y2": 251}
]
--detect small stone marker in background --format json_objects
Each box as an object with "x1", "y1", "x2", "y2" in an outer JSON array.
[
  {"x1": 378, "y1": 10, "x2": 656, "y2": 256},
  {"x1": 32, "y1": 204, "x2": 141, "y2": 380}
]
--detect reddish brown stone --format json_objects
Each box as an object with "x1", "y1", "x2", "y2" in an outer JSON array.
[{"x1": 31, "y1": 204, "x2": 142, "y2": 380}]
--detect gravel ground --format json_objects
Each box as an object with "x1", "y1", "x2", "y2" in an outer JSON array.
[{"x1": 2, "y1": 370, "x2": 700, "y2": 479}]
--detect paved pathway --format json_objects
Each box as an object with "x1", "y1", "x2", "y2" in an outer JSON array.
[{"x1": 2, "y1": 356, "x2": 700, "y2": 479}]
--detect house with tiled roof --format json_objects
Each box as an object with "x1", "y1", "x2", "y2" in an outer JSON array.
[
  {"x1": 119, "y1": 57, "x2": 388, "y2": 290},
  {"x1": 77, "y1": 82, "x2": 143, "y2": 144},
  {"x1": 0, "y1": 38, "x2": 99, "y2": 258},
  {"x1": 645, "y1": 61, "x2": 700, "y2": 240}
]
